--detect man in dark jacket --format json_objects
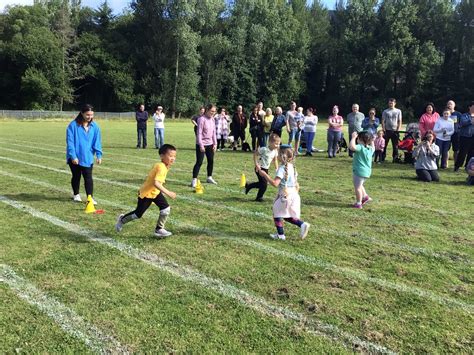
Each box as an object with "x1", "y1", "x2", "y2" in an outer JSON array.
[
  {"x1": 231, "y1": 105, "x2": 247, "y2": 150},
  {"x1": 136, "y1": 104, "x2": 148, "y2": 148}
]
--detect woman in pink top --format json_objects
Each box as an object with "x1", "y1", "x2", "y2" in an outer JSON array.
[
  {"x1": 419, "y1": 102, "x2": 440, "y2": 138},
  {"x1": 327, "y1": 105, "x2": 344, "y2": 158}
]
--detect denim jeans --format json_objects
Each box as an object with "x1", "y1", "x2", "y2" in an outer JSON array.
[
  {"x1": 288, "y1": 128, "x2": 299, "y2": 145},
  {"x1": 137, "y1": 127, "x2": 147, "y2": 148},
  {"x1": 435, "y1": 138, "x2": 451, "y2": 168},
  {"x1": 327, "y1": 130, "x2": 342, "y2": 157},
  {"x1": 154, "y1": 128, "x2": 165, "y2": 148},
  {"x1": 263, "y1": 132, "x2": 270, "y2": 146},
  {"x1": 304, "y1": 131, "x2": 315, "y2": 153}
]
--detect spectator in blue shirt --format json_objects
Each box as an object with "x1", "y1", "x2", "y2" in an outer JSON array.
[
  {"x1": 454, "y1": 102, "x2": 474, "y2": 171},
  {"x1": 66, "y1": 104, "x2": 103, "y2": 204},
  {"x1": 271, "y1": 106, "x2": 286, "y2": 137}
]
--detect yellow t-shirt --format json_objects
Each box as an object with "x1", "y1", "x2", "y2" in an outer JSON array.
[
  {"x1": 264, "y1": 115, "x2": 274, "y2": 133},
  {"x1": 139, "y1": 162, "x2": 168, "y2": 199}
]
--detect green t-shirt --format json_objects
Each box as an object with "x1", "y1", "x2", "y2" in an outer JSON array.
[{"x1": 352, "y1": 144, "x2": 374, "y2": 178}]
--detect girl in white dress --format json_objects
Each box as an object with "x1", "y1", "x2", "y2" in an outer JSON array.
[{"x1": 257, "y1": 145, "x2": 310, "y2": 240}]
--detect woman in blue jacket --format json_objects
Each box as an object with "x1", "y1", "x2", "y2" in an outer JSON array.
[{"x1": 66, "y1": 104, "x2": 103, "y2": 203}]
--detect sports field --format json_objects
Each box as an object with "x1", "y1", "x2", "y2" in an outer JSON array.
[{"x1": 0, "y1": 119, "x2": 472, "y2": 353}]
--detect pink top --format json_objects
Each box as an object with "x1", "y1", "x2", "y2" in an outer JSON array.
[
  {"x1": 196, "y1": 115, "x2": 217, "y2": 148},
  {"x1": 328, "y1": 115, "x2": 343, "y2": 132},
  {"x1": 374, "y1": 137, "x2": 385, "y2": 151},
  {"x1": 419, "y1": 112, "x2": 440, "y2": 138}
]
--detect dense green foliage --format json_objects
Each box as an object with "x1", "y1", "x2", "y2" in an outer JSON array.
[{"x1": 0, "y1": 0, "x2": 473, "y2": 117}]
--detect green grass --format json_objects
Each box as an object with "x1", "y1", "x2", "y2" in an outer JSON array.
[{"x1": 0, "y1": 119, "x2": 472, "y2": 353}]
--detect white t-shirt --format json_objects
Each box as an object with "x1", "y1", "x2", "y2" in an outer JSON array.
[
  {"x1": 304, "y1": 115, "x2": 318, "y2": 133},
  {"x1": 258, "y1": 147, "x2": 278, "y2": 169},
  {"x1": 153, "y1": 113, "x2": 165, "y2": 128}
]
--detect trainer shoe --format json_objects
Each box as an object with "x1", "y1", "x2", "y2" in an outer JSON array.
[
  {"x1": 115, "y1": 214, "x2": 124, "y2": 232},
  {"x1": 362, "y1": 195, "x2": 373, "y2": 206},
  {"x1": 270, "y1": 233, "x2": 286, "y2": 241},
  {"x1": 73, "y1": 194, "x2": 82, "y2": 202},
  {"x1": 206, "y1": 176, "x2": 218, "y2": 185},
  {"x1": 352, "y1": 202, "x2": 362, "y2": 209},
  {"x1": 300, "y1": 222, "x2": 311, "y2": 239},
  {"x1": 91, "y1": 197, "x2": 98, "y2": 205},
  {"x1": 191, "y1": 178, "x2": 197, "y2": 188},
  {"x1": 154, "y1": 228, "x2": 172, "y2": 238}
]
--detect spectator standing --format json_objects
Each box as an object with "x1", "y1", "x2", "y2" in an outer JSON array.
[
  {"x1": 136, "y1": 104, "x2": 148, "y2": 148},
  {"x1": 419, "y1": 102, "x2": 440, "y2": 138},
  {"x1": 153, "y1": 106, "x2": 165, "y2": 149},
  {"x1": 231, "y1": 105, "x2": 247, "y2": 150},
  {"x1": 249, "y1": 106, "x2": 263, "y2": 151},
  {"x1": 215, "y1": 108, "x2": 230, "y2": 151},
  {"x1": 362, "y1": 108, "x2": 380, "y2": 138},
  {"x1": 286, "y1": 101, "x2": 299, "y2": 146},
  {"x1": 303, "y1": 108, "x2": 318, "y2": 156},
  {"x1": 191, "y1": 106, "x2": 205, "y2": 135},
  {"x1": 327, "y1": 105, "x2": 343, "y2": 158},
  {"x1": 263, "y1": 108, "x2": 274, "y2": 146},
  {"x1": 454, "y1": 102, "x2": 474, "y2": 171},
  {"x1": 446, "y1": 100, "x2": 463, "y2": 163},
  {"x1": 433, "y1": 109, "x2": 454, "y2": 169},
  {"x1": 347, "y1": 103, "x2": 365, "y2": 157},
  {"x1": 381, "y1": 98, "x2": 402, "y2": 162},
  {"x1": 271, "y1": 107, "x2": 286, "y2": 138}
]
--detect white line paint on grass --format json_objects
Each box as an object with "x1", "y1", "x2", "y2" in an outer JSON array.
[
  {"x1": 0, "y1": 264, "x2": 128, "y2": 353},
  {"x1": 0, "y1": 158, "x2": 470, "y2": 267},
  {"x1": 1, "y1": 169, "x2": 473, "y2": 314},
  {"x1": 0, "y1": 195, "x2": 394, "y2": 354}
]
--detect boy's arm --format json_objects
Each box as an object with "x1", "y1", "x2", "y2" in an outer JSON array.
[{"x1": 154, "y1": 180, "x2": 176, "y2": 200}]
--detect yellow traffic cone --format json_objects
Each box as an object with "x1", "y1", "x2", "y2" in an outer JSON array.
[
  {"x1": 195, "y1": 179, "x2": 204, "y2": 194},
  {"x1": 85, "y1": 195, "x2": 96, "y2": 213},
  {"x1": 240, "y1": 173, "x2": 246, "y2": 188}
]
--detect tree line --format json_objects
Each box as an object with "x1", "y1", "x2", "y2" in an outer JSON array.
[{"x1": 0, "y1": 0, "x2": 472, "y2": 120}]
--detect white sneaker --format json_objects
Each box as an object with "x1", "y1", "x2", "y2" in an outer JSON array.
[
  {"x1": 270, "y1": 233, "x2": 286, "y2": 241},
  {"x1": 191, "y1": 178, "x2": 197, "y2": 188},
  {"x1": 300, "y1": 222, "x2": 310, "y2": 239},
  {"x1": 91, "y1": 197, "x2": 98, "y2": 205},
  {"x1": 115, "y1": 214, "x2": 124, "y2": 232},
  {"x1": 73, "y1": 194, "x2": 82, "y2": 202},
  {"x1": 206, "y1": 176, "x2": 218, "y2": 185},
  {"x1": 154, "y1": 229, "x2": 172, "y2": 238}
]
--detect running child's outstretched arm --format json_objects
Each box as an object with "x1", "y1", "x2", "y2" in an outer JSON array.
[
  {"x1": 154, "y1": 180, "x2": 177, "y2": 199},
  {"x1": 349, "y1": 131, "x2": 358, "y2": 151},
  {"x1": 257, "y1": 167, "x2": 281, "y2": 187}
]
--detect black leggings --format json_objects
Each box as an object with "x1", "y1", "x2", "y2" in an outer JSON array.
[
  {"x1": 246, "y1": 168, "x2": 268, "y2": 199},
  {"x1": 193, "y1": 144, "x2": 214, "y2": 178},
  {"x1": 68, "y1": 160, "x2": 93, "y2": 195},
  {"x1": 123, "y1": 193, "x2": 169, "y2": 219},
  {"x1": 455, "y1": 136, "x2": 474, "y2": 169},
  {"x1": 217, "y1": 136, "x2": 226, "y2": 149},
  {"x1": 416, "y1": 169, "x2": 439, "y2": 182}
]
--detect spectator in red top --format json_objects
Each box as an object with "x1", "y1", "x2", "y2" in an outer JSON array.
[{"x1": 419, "y1": 102, "x2": 440, "y2": 138}]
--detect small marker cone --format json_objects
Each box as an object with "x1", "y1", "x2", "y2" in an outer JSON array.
[
  {"x1": 85, "y1": 195, "x2": 96, "y2": 213},
  {"x1": 195, "y1": 179, "x2": 204, "y2": 194},
  {"x1": 240, "y1": 173, "x2": 246, "y2": 188}
]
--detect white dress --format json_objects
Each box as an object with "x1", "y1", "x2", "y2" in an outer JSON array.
[{"x1": 272, "y1": 164, "x2": 301, "y2": 219}]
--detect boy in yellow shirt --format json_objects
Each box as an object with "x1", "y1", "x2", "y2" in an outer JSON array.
[{"x1": 115, "y1": 144, "x2": 177, "y2": 238}]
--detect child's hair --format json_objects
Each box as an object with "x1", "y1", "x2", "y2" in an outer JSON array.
[
  {"x1": 278, "y1": 145, "x2": 296, "y2": 189},
  {"x1": 443, "y1": 108, "x2": 451, "y2": 115},
  {"x1": 159, "y1": 144, "x2": 176, "y2": 155},
  {"x1": 268, "y1": 133, "x2": 280, "y2": 145},
  {"x1": 357, "y1": 131, "x2": 372, "y2": 146},
  {"x1": 376, "y1": 130, "x2": 384, "y2": 136},
  {"x1": 75, "y1": 104, "x2": 94, "y2": 124}
]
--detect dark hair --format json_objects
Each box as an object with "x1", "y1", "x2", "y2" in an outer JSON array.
[
  {"x1": 219, "y1": 107, "x2": 226, "y2": 114},
  {"x1": 388, "y1": 98, "x2": 396, "y2": 103},
  {"x1": 468, "y1": 102, "x2": 474, "y2": 108},
  {"x1": 425, "y1": 102, "x2": 435, "y2": 112},
  {"x1": 422, "y1": 130, "x2": 436, "y2": 141},
  {"x1": 159, "y1": 144, "x2": 176, "y2": 155},
  {"x1": 205, "y1": 104, "x2": 216, "y2": 112},
  {"x1": 307, "y1": 107, "x2": 314, "y2": 113},
  {"x1": 75, "y1": 104, "x2": 94, "y2": 124},
  {"x1": 357, "y1": 131, "x2": 372, "y2": 146}
]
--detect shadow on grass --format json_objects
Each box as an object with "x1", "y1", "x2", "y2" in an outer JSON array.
[{"x1": 2, "y1": 193, "x2": 68, "y2": 202}]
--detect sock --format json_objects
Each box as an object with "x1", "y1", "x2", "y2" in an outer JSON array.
[
  {"x1": 284, "y1": 217, "x2": 303, "y2": 227},
  {"x1": 121, "y1": 213, "x2": 138, "y2": 224},
  {"x1": 156, "y1": 207, "x2": 170, "y2": 230}
]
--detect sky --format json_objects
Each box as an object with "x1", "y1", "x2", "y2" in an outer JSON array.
[{"x1": 0, "y1": 0, "x2": 338, "y2": 15}]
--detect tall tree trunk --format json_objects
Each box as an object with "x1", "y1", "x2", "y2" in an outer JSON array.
[{"x1": 172, "y1": 42, "x2": 180, "y2": 119}]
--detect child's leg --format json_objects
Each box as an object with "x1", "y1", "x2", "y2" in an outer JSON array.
[
  {"x1": 353, "y1": 175, "x2": 363, "y2": 203},
  {"x1": 153, "y1": 193, "x2": 170, "y2": 230},
  {"x1": 274, "y1": 217, "x2": 285, "y2": 235},
  {"x1": 255, "y1": 168, "x2": 268, "y2": 199},
  {"x1": 283, "y1": 217, "x2": 303, "y2": 227},
  {"x1": 121, "y1": 197, "x2": 153, "y2": 224}
]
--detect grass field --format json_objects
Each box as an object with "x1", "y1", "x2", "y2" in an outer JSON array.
[{"x1": 0, "y1": 119, "x2": 472, "y2": 353}]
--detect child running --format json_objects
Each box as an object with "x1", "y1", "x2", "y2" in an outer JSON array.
[
  {"x1": 245, "y1": 133, "x2": 281, "y2": 202},
  {"x1": 115, "y1": 144, "x2": 177, "y2": 238},
  {"x1": 349, "y1": 131, "x2": 375, "y2": 209},
  {"x1": 257, "y1": 145, "x2": 310, "y2": 240}
]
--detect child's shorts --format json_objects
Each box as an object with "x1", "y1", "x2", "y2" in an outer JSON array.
[{"x1": 353, "y1": 175, "x2": 367, "y2": 188}]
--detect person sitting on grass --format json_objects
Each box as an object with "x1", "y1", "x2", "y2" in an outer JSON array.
[
  {"x1": 466, "y1": 157, "x2": 474, "y2": 185},
  {"x1": 115, "y1": 144, "x2": 177, "y2": 238},
  {"x1": 413, "y1": 130, "x2": 440, "y2": 183},
  {"x1": 245, "y1": 133, "x2": 280, "y2": 202},
  {"x1": 349, "y1": 131, "x2": 375, "y2": 209},
  {"x1": 257, "y1": 145, "x2": 310, "y2": 241}
]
